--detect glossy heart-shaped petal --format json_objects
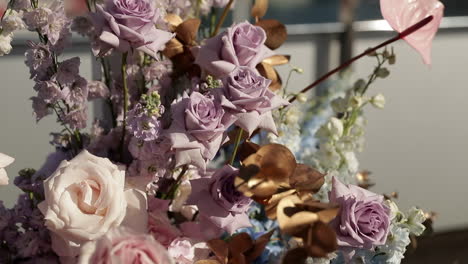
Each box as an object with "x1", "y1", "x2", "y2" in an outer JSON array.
[{"x1": 380, "y1": 0, "x2": 444, "y2": 64}]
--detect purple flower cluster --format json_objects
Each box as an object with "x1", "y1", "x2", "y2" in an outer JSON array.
[{"x1": 0, "y1": 169, "x2": 59, "y2": 263}]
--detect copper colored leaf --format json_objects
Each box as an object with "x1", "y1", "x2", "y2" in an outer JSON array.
[
  {"x1": 247, "y1": 230, "x2": 275, "y2": 262},
  {"x1": 277, "y1": 195, "x2": 319, "y2": 236},
  {"x1": 256, "y1": 63, "x2": 281, "y2": 91},
  {"x1": 207, "y1": 239, "x2": 229, "y2": 264},
  {"x1": 195, "y1": 261, "x2": 222, "y2": 264},
  {"x1": 256, "y1": 19, "x2": 287, "y2": 50},
  {"x1": 231, "y1": 254, "x2": 247, "y2": 264},
  {"x1": 290, "y1": 164, "x2": 325, "y2": 192},
  {"x1": 249, "y1": 144, "x2": 296, "y2": 184},
  {"x1": 317, "y1": 208, "x2": 339, "y2": 224},
  {"x1": 263, "y1": 55, "x2": 290, "y2": 66},
  {"x1": 269, "y1": 70, "x2": 282, "y2": 91},
  {"x1": 162, "y1": 38, "x2": 184, "y2": 58},
  {"x1": 238, "y1": 141, "x2": 260, "y2": 162},
  {"x1": 229, "y1": 233, "x2": 254, "y2": 254},
  {"x1": 247, "y1": 177, "x2": 278, "y2": 198},
  {"x1": 265, "y1": 189, "x2": 296, "y2": 219},
  {"x1": 251, "y1": 0, "x2": 269, "y2": 19},
  {"x1": 176, "y1": 18, "x2": 201, "y2": 45},
  {"x1": 304, "y1": 221, "x2": 338, "y2": 258},
  {"x1": 282, "y1": 247, "x2": 309, "y2": 264},
  {"x1": 165, "y1": 13, "x2": 183, "y2": 31}
]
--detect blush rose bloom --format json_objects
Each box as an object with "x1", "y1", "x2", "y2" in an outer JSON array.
[
  {"x1": 78, "y1": 227, "x2": 174, "y2": 264},
  {"x1": 329, "y1": 177, "x2": 391, "y2": 251},
  {"x1": 186, "y1": 165, "x2": 252, "y2": 233},
  {"x1": 167, "y1": 92, "x2": 236, "y2": 170},
  {"x1": 92, "y1": 0, "x2": 174, "y2": 58},
  {"x1": 38, "y1": 150, "x2": 148, "y2": 257},
  {"x1": 219, "y1": 66, "x2": 289, "y2": 135},
  {"x1": 193, "y1": 21, "x2": 274, "y2": 77},
  {"x1": 0, "y1": 152, "x2": 14, "y2": 185}
]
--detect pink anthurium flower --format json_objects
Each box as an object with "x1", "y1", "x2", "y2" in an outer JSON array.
[
  {"x1": 380, "y1": 0, "x2": 444, "y2": 65},
  {"x1": 64, "y1": 0, "x2": 89, "y2": 17},
  {"x1": 0, "y1": 153, "x2": 14, "y2": 185}
]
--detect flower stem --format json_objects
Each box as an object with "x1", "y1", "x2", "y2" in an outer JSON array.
[
  {"x1": 229, "y1": 128, "x2": 244, "y2": 165},
  {"x1": 119, "y1": 52, "x2": 129, "y2": 160},
  {"x1": 288, "y1": 15, "x2": 434, "y2": 104},
  {"x1": 212, "y1": 0, "x2": 235, "y2": 37}
]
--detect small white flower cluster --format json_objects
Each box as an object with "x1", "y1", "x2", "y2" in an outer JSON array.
[
  {"x1": 266, "y1": 105, "x2": 303, "y2": 154},
  {"x1": 0, "y1": 9, "x2": 25, "y2": 56},
  {"x1": 378, "y1": 201, "x2": 427, "y2": 264}
]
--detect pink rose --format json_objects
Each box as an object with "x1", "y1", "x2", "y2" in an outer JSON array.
[
  {"x1": 167, "y1": 92, "x2": 236, "y2": 170},
  {"x1": 219, "y1": 66, "x2": 289, "y2": 135},
  {"x1": 38, "y1": 150, "x2": 148, "y2": 257},
  {"x1": 168, "y1": 237, "x2": 210, "y2": 264},
  {"x1": 329, "y1": 177, "x2": 391, "y2": 250},
  {"x1": 78, "y1": 227, "x2": 174, "y2": 264},
  {"x1": 92, "y1": 0, "x2": 174, "y2": 57},
  {"x1": 193, "y1": 21, "x2": 274, "y2": 77}
]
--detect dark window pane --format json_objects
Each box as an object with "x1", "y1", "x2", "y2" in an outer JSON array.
[{"x1": 266, "y1": 0, "x2": 466, "y2": 25}]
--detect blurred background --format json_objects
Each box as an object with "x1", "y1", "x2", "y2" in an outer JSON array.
[{"x1": 0, "y1": 0, "x2": 467, "y2": 263}]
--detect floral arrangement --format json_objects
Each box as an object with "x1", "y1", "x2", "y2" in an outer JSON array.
[{"x1": 0, "y1": 0, "x2": 443, "y2": 263}]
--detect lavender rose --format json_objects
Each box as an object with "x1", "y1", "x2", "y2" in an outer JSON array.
[
  {"x1": 186, "y1": 165, "x2": 252, "y2": 233},
  {"x1": 193, "y1": 21, "x2": 274, "y2": 77},
  {"x1": 329, "y1": 177, "x2": 391, "y2": 251},
  {"x1": 219, "y1": 66, "x2": 289, "y2": 135},
  {"x1": 167, "y1": 92, "x2": 236, "y2": 170},
  {"x1": 92, "y1": 0, "x2": 174, "y2": 57}
]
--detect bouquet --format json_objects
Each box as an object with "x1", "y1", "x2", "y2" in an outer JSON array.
[{"x1": 0, "y1": 0, "x2": 444, "y2": 263}]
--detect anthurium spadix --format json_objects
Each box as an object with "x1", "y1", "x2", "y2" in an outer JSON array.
[{"x1": 380, "y1": 0, "x2": 444, "y2": 65}]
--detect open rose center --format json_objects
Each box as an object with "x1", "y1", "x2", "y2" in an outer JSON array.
[{"x1": 72, "y1": 179, "x2": 106, "y2": 216}]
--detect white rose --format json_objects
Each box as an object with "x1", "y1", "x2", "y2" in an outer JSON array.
[
  {"x1": 0, "y1": 152, "x2": 14, "y2": 185},
  {"x1": 371, "y1": 93, "x2": 386, "y2": 109},
  {"x1": 38, "y1": 150, "x2": 148, "y2": 257}
]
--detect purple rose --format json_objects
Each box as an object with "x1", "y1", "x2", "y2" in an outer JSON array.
[
  {"x1": 219, "y1": 66, "x2": 289, "y2": 135},
  {"x1": 92, "y1": 0, "x2": 174, "y2": 57},
  {"x1": 187, "y1": 165, "x2": 252, "y2": 234},
  {"x1": 193, "y1": 21, "x2": 274, "y2": 77},
  {"x1": 167, "y1": 92, "x2": 236, "y2": 170},
  {"x1": 329, "y1": 177, "x2": 391, "y2": 251}
]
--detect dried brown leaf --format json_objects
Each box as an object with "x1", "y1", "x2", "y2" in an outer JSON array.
[
  {"x1": 247, "y1": 177, "x2": 278, "y2": 198},
  {"x1": 248, "y1": 230, "x2": 275, "y2": 261},
  {"x1": 256, "y1": 19, "x2": 287, "y2": 50},
  {"x1": 195, "y1": 261, "x2": 222, "y2": 264},
  {"x1": 251, "y1": 0, "x2": 269, "y2": 19},
  {"x1": 207, "y1": 239, "x2": 229, "y2": 264},
  {"x1": 256, "y1": 63, "x2": 281, "y2": 91},
  {"x1": 282, "y1": 247, "x2": 309, "y2": 264},
  {"x1": 290, "y1": 164, "x2": 325, "y2": 192},
  {"x1": 162, "y1": 38, "x2": 184, "y2": 58},
  {"x1": 277, "y1": 195, "x2": 320, "y2": 236},
  {"x1": 229, "y1": 233, "x2": 254, "y2": 254},
  {"x1": 165, "y1": 13, "x2": 183, "y2": 31},
  {"x1": 265, "y1": 189, "x2": 296, "y2": 219},
  {"x1": 252, "y1": 144, "x2": 296, "y2": 184},
  {"x1": 263, "y1": 55, "x2": 290, "y2": 66},
  {"x1": 176, "y1": 18, "x2": 201, "y2": 45},
  {"x1": 238, "y1": 141, "x2": 260, "y2": 162},
  {"x1": 303, "y1": 221, "x2": 338, "y2": 258}
]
